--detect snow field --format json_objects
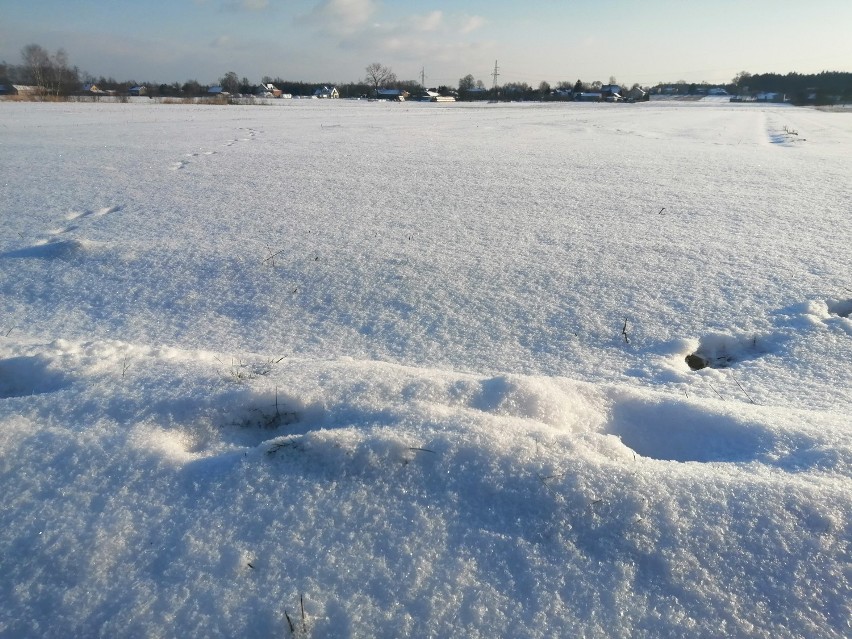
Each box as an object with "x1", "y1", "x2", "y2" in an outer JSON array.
[{"x1": 0, "y1": 99, "x2": 851, "y2": 637}]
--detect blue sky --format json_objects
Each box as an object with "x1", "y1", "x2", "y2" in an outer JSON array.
[{"x1": 2, "y1": 0, "x2": 851, "y2": 86}]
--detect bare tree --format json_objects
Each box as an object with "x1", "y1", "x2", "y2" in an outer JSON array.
[
  {"x1": 49, "y1": 49, "x2": 77, "y2": 95},
  {"x1": 219, "y1": 71, "x2": 239, "y2": 94},
  {"x1": 364, "y1": 62, "x2": 396, "y2": 94},
  {"x1": 21, "y1": 44, "x2": 50, "y2": 92},
  {"x1": 458, "y1": 73, "x2": 475, "y2": 92},
  {"x1": 20, "y1": 44, "x2": 76, "y2": 95}
]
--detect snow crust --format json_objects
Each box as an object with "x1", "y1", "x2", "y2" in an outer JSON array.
[{"x1": 1, "y1": 99, "x2": 850, "y2": 637}]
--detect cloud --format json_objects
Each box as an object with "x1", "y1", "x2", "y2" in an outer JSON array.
[
  {"x1": 301, "y1": 0, "x2": 378, "y2": 33},
  {"x1": 210, "y1": 35, "x2": 234, "y2": 48},
  {"x1": 409, "y1": 10, "x2": 443, "y2": 32},
  {"x1": 458, "y1": 15, "x2": 485, "y2": 34}
]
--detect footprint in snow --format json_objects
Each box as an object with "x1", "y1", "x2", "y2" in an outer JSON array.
[
  {"x1": 827, "y1": 299, "x2": 852, "y2": 319},
  {"x1": 66, "y1": 206, "x2": 120, "y2": 222},
  {"x1": 45, "y1": 206, "x2": 123, "y2": 237},
  {"x1": 606, "y1": 395, "x2": 771, "y2": 463},
  {"x1": 0, "y1": 355, "x2": 72, "y2": 398}
]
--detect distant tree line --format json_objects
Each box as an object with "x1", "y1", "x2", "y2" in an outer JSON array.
[
  {"x1": 732, "y1": 71, "x2": 852, "y2": 104},
  {"x1": 3, "y1": 43, "x2": 851, "y2": 105}
]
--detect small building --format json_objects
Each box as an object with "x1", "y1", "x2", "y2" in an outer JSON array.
[
  {"x1": 464, "y1": 87, "x2": 488, "y2": 100},
  {"x1": 313, "y1": 86, "x2": 339, "y2": 99},
  {"x1": 574, "y1": 92, "x2": 603, "y2": 102},
  {"x1": 256, "y1": 83, "x2": 283, "y2": 98},
  {"x1": 0, "y1": 81, "x2": 17, "y2": 95},
  {"x1": 128, "y1": 85, "x2": 147, "y2": 96},
  {"x1": 601, "y1": 84, "x2": 622, "y2": 100},
  {"x1": 627, "y1": 86, "x2": 649, "y2": 102},
  {"x1": 375, "y1": 88, "x2": 408, "y2": 101},
  {"x1": 12, "y1": 85, "x2": 42, "y2": 96},
  {"x1": 207, "y1": 86, "x2": 229, "y2": 96}
]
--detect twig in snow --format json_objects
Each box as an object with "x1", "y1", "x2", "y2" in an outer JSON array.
[
  {"x1": 121, "y1": 355, "x2": 131, "y2": 379},
  {"x1": 408, "y1": 447, "x2": 436, "y2": 454},
  {"x1": 708, "y1": 383, "x2": 724, "y2": 400},
  {"x1": 263, "y1": 244, "x2": 285, "y2": 266},
  {"x1": 621, "y1": 319, "x2": 630, "y2": 344},
  {"x1": 658, "y1": 207, "x2": 666, "y2": 215},
  {"x1": 300, "y1": 595, "x2": 308, "y2": 635},
  {"x1": 284, "y1": 611, "x2": 296, "y2": 636},
  {"x1": 730, "y1": 370, "x2": 757, "y2": 405}
]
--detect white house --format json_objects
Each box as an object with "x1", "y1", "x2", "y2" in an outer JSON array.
[{"x1": 313, "y1": 86, "x2": 339, "y2": 99}]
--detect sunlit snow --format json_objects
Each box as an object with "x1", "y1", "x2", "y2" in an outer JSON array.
[{"x1": 1, "y1": 98, "x2": 850, "y2": 638}]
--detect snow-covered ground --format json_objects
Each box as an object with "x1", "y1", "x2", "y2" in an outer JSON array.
[{"x1": 1, "y1": 98, "x2": 850, "y2": 638}]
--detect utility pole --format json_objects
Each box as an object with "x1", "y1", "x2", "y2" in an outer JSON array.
[
  {"x1": 491, "y1": 60, "x2": 500, "y2": 89},
  {"x1": 420, "y1": 67, "x2": 426, "y2": 87}
]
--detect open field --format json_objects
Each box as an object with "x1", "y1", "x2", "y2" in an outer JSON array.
[{"x1": 1, "y1": 99, "x2": 850, "y2": 637}]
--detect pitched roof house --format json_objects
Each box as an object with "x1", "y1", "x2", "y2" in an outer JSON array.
[{"x1": 313, "y1": 86, "x2": 339, "y2": 99}]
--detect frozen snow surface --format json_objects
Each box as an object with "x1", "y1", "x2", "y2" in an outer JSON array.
[{"x1": 1, "y1": 99, "x2": 851, "y2": 638}]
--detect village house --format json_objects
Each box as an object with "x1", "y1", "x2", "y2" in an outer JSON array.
[
  {"x1": 601, "y1": 84, "x2": 623, "y2": 101},
  {"x1": 313, "y1": 86, "x2": 339, "y2": 99},
  {"x1": 574, "y1": 92, "x2": 603, "y2": 102},
  {"x1": 256, "y1": 83, "x2": 283, "y2": 98},
  {"x1": 375, "y1": 88, "x2": 408, "y2": 101}
]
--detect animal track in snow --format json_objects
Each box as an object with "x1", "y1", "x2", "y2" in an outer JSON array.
[
  {"x1": 174, "y1": 129, "x2": 257, "y2": 167},
  {"x1": 65, "y1": 205, "x2": 122, "y2": 221},
  {"x1": 50, "y1": 205, "x2": 123, "y2": 236}
]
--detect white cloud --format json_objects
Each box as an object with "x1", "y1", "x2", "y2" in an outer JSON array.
[
  {"x1": 458, "y1": 15, "x2": 485, "y2": 34},
  {"x1": 409, "y1": 10, "x2": 443, "y2": 32},
  {"x1": 302, "y1": 0, "x2": 378, "y2": 33},
  {"x1": 210, "y1": 35, "x2": 234, "y2": 48}
]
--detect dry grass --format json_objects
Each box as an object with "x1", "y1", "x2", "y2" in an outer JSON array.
[{"x1": 1, "y1": 94, "x2": 70, "y2": 102}]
